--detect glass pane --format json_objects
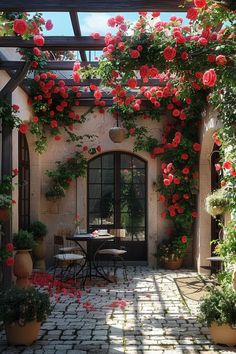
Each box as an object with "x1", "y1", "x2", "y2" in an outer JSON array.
[
  {"x1": 121, "y1": 213, "x2": 133, "y2": 228},
  {"x1": 102, "y1": 154, "x2": 114, "y2": 168},
  {"x1": 132, "y1": 184, "x2": 145, "y2": 198},
  {"x1": 102, "y1": 214, "x2": 114, "y2": 225},
  {"x1": 133, "y1": 157, "x2": 145, "y2": 169},
  {"x1": 89, "y1": 199, "x2": 101, "y2": 213},
  {"x1": 89, "y1": 184, "x2": 101, "y2": 198},
  {"x1": 89, "y1": 214, "x2": 101, "y2": 225},
  {"x1": 100, "y1": 197, "x2": 114, "y2": 219},
  {"x1": 102, "y1": 169, "x2": 114, "y2": 183},
  {"x1": 121, "y1": 154, "x2": 132, "y2": 168},
  {"x1": 132, "y1": 228, "x2": 145, "y2": 241},
  {"x1": 102, "y1": 184, "x2": 114, "y2": 198},
  {"x1": 133, "y1": 169, "x2": 145, "y2": 184},
  {"x1": 89, "y1": 169, "x2": 101, "y2": 183},
  {"x1": 90, "y1": 157, "x2": 101, "y2": 169}
]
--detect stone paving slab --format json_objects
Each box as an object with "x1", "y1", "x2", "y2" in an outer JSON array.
[{"x1": 0, "y1": 267, "x2": 236, "y2": 353}]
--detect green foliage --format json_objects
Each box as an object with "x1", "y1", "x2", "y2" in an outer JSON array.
[
  {"x1": 45, "y1": 184, "x2": 65, "y2": 200},
  {"x1": 218, "y1": 222, "x2": 236, "y2": 264},
  {"x1": 30, "y1": 221, "x2": 48, "y2": 239},
  {"x1": 13, "y1": 229, "x2": 36, "y2": 250},
  {"x1": 199, "y1": 286, "x2": 236, "y2": 326},
  {"x1": 45, "y1": 151, "x2": 87, "y2": 199},
  {"x1": 0, "y1": 101, "x2": 21, "y2": 130},
  {"x1": 0, "y1": 287, "x2": 52, "y2": 324}
]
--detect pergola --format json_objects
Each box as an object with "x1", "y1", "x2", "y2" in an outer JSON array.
[{"x1": 0, "y1": 0, "x2": 191, "y2": 285}]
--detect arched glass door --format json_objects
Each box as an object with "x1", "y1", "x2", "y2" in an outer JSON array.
[{"x1": 88, "y1": 152, "x2": 147, "y2": 261}]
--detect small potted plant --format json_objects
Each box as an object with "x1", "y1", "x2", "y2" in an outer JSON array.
[
  {"x1": 156, "y1": 234, "x2": 191, "y2": 270},
  {"x1": 198, "y1": 286, "x2": 236, "y2": 346},
  {"x1": 205, "y1": 188, "x2": 228, "y2": 217},
  {"x1": 13, "y1": 230, "x2": 36, "y2": 287},
  {"x1": 0, "y1": 286, "x2": 52, "y2": 345},
  {"x1": 30, "y1": 221, "x2": 48, "y2": 271},
  {"x1": 0, "y1": 194, "x2": 12, "y2": 221}
]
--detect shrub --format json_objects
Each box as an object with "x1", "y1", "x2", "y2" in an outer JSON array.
[
  {"x1": 13, "y1": 229, "x2": 36, "y2": 250},
  {"x1": 30, "y1": 221, "x2": 48, "y2": 239}
]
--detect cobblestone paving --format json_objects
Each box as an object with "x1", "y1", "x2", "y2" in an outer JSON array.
[{"x1": 0, "y1": 267, "x2": 236, "y2": 354}]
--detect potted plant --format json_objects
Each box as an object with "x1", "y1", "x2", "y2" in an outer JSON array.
[
  {"x1": 0, "y1": 286, "x2": 52, "y2": 345},
  {"x1": 13, "y1": 230, "x2": 36, "y2": 287},
  {"x1": 45, "y1": 184, "x2": 65, "y2": 201},
  {"x1": 156, "y1": 234, "x2": 191, "y2": 270},
  {"x1": 205, "y1": 188, "x2": 228, "y2": 217},
  {"x1": 199, "y1": 286, "x2": 236, "y2": 346},
  {"x1": 0, "y1": 194, "x2": 12, "y2": 221},
  {"x1": 30, "y1": 221, "x2": 48, "y2": 271}
]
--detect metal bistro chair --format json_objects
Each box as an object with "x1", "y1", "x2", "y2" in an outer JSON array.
[
  {"x1": 53, "y1": 234, "x2": 84, "y2": 285},
  {"x1": 96, "y1": 229, "x2": 127, "y2": 282}
]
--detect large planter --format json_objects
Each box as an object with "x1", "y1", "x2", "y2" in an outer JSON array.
[
  {"x1": 13, "y1": 249, "x2": 33, "y2": 288},
  {"x1": 164, "y1": 257, "x2": 183, "y2": 270},
  {"x1": 5, "y1": 320, "x2": 41, "y2": 345},
  {"x1": 209, "y1": 323, "x2": 236, "y2": 346},
  {"x1": 33, "y1": 238, "x2": 46, "y2": 271},
  {"x1": 0, "y1": 207, "x2": 10, "y2": 222}
]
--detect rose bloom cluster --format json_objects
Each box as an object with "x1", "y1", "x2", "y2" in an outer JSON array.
[{"x1": 0, "y1": 243, "x2": 14, "y2": 267}]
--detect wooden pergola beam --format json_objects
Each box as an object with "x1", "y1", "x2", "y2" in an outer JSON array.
[
  {"x1": 0, "y1": 0, "x2": 190, "y2": 12},
  {"x1": 69, "y1": 11, "x2": 87, "y2": 62},
  {"x1": 0, "y1": 36, "x2": 105, "y2": 51},
  {"x1": 0, "y1": 60, "x2": 98, "y2": 70}
]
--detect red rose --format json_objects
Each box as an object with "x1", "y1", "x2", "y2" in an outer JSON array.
[
  {"x1": 163, "y1": 46, "x2": 176, "y2": 61},
  {"x1": 83, "y1": 145, "x2": 88, "y2": 152},
  {"x1": 73, "y1": 72, "x2": 80, "y2": 83},
  {"x1": 181, "y1": 235, "x2": 188, "y2": 243},
  {"x1": 223, "y1": 161, "x2": 232, "y2": 169},
  {"x1": 33, "y1": 47, "x2": 41, "y2": 56},
  {"x1": 207, "y1": 54, "x2": 216, "y2": 63},
  {"x1": 130, "y1": 50, "x2": 140, "y2": 59},
  {"x1": 19, "y1": 123, "x2": 28, "y2": 134},
  {"x1": 194, "y1": 0, "x2": 206, "y2": 8},
  {"x1": 33, "y1": 35, "x2": 45, "y2": 46},
  {"x1": 129, "y1": 128, "x2": 135, "y2": 136},
  {"x1": 45, "y1": 19, "x2": 53, "y2": 31},
  {"x1": 202, "y1": 69, "x2": 217, "y2": 87},
  {"x1": 191, "y1": 211, "x2": 198, "y2": 218},
  {"x1": 173, "y1": 178, "x2": 180, "y2": 185},
  {"x1": 50, "y1": 120, "x2": 58, "y2": 128},
  {"x1": 153, "y1": 147, "x2": 164, "y2": 154},
  {"x1": 186, "y1": 7, "x2": 198, "y2": 21},
  {"x1": 13, "y1": 19, "x2": 28, "y2": 35},
  {"x1": 5, "y1": 257, "x2": 14, "y2": 267},
  {"x1": 182, "y1": 167, "x2": 190, "y2": 174},
  {"x1": 161, "y1": 212, "x2": 166, "y2": 218},
  {"x1": 164, "y1": 178, "x2": 171, "y2": 186},
  {"x1": 181, "y1": 51, "x2": 189, "y2": 60},
  {"x1": 94, "y1": 90, "x2": 102, "y2": 100},
  {"x1": 183, "y1": 194, "x2": 190, "y2": 200},
  {"x1": 193, "y1": 143, "x2": 201, "y2": 152},
  {"x1": 127, "y1": 78, "x2": 138, "y2": 89},
  {"x1": 159, "y1": 195, "x2": 165, "y2": 202},
  {"x1": 33, "y1": 116, "x2": 39, "y2": 123},
  {"x1": 54, "y1": 135, "x2": 61, "y2": 141},
  {"x1": 216, "y1": 55, "x2": 227, "y2": 66},
  {"x1": 96, "y1": 145, "x2": 101, "y2": 153},
  {"x1": 172, "y1": 109, "x2": 180, "y2": 117},
  {"x1": 181, "y1": 153, "x2": 189, "y2": 160},
  {"x1": 6, "y1": 243, "x2": 14, "y2": 252},
  {"x1": 12, "y1": 104, "x2": 19, "y2": 111}
]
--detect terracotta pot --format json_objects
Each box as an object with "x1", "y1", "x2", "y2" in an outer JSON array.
[
  {"x1": 109, "y1": 127, "x2": 126, "y2": 143},
  {"x1": 5, "y1": 320, "x2": 41, "y2": 345},
  {"x1": 209, "y1": 323, "x2": 236, "y2": 346},
  {"x1": 13, "y1": 250, "x2": 33, "y2": 288},
  {"x1": 33, "y1": 238, "x2": 46, "y2": 271},
  {"x1": 0, "y1": 207, "x2": 10, "y2": 221},
  {"x1": 164, "y1": 258, "x2": 183, "y2": 270}
]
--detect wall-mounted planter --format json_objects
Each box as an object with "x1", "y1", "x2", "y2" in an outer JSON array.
[{"x1": 109, "y1": 127, "x2": 126, "y2": 143}]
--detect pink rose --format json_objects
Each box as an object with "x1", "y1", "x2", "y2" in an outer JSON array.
[
  {"x1": 33, "y1": 35, "x2": 45, "y2": 46},
  {"x1": 13, "y1": 19, "x2": 28, "y2": 35},
  {"x1": 202, "y1": 69, "x2": 217, "y2": 87},
  {"x1": 163, "y1": 46, "x2": 176, "y2": 61}
]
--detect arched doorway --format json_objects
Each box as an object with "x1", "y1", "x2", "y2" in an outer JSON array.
[
  {"x1": 18, "y1": 132, "x2": 30, "y2": 230},
  {"x1": 87, "y1": 152, "x2": 147, "y2": 261}
]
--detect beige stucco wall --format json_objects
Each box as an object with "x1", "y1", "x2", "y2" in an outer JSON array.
[
  {"x1": 195, "y1": 106, "x2": 221, "y2": 273},
  {"x1": 33, "y1": 108, "x2": 167, "y2": 267}
]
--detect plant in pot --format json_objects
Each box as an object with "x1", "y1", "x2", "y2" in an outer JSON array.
[
  {"x1": 45, "y1": 184, "x2": 65, "y2": 201},
  {"x1": 0, "y1": 194, "x2": 12, "y2": 221},
  {"x1": 198, "y1": 286, "x2": 236, "y2": 346},
  {"x1": 30, "y1": 221, "x2": 48, "y2": 271},
  {"x1": 156, "y1": 233, "x2": 191, "y2": 270},
  {"x1": 205, "y1": 188, "x2": 228, "y2": 217},
  {"x1": 0, "y1": 286, "x2": 52, "y2": 345},
  {"x1": 13, "y1": 230, "x2": 36, "y2": 288}
]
